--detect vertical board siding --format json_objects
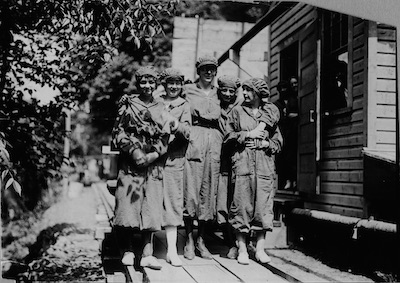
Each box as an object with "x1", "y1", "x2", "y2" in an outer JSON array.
[{"x1": 375, "y1": 24, "x2": 397, "y2": 150}]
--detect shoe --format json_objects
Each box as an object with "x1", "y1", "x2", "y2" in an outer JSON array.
[
  {"x1": 166, "y1": 253, "x2": 182, "y2": 267},
  {"x1": 183, "y1": 244, "x2": 195, "y2": 260},
  {"x1": 226, "y1": 247, "x2": 238, "y2": 259},
  {"x1": 140, "y1": 255, "x2": 162, "y2": 270},
  {"x1": 284, "y1": 180, "x2": 292, "y2": 190},
  {"x1": 237, "y1": 251, "x2": 249, "y2": 265},
  {"x1": 255, "y1": 250, "x2": 271, "y2": 263},
  {"x1": 195, "y1": 242, "x2": 213, "y2": 260},
  {"x1": 121, "y1": 251, "x2": 135, "y2": 266}
]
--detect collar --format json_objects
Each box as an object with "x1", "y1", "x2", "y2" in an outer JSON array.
[{"x1": 195, "y1": 82, "x2": 215, "y2": 90}]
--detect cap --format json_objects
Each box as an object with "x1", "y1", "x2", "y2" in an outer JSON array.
[
  {"x1": 217, "y1": 75, "x2": 241, "y2": 89},
  {"x1": 196, "y1": 55, "x2": 218, "y2": 69},
  {"x1": 242, "y1": 78, "x2": 270, "y2": 98},
  {"x1": 161, "y1": 68, "x2": 184, "y2": 82},
  {"x1": 135, "y1": 66, "x2": 159, "y2": 79}
]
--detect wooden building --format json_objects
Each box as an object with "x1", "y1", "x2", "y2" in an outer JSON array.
[{"x1": 218, "y1": 1, "x2": 398, "y2": 229}]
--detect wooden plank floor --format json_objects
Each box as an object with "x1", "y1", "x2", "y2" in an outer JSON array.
[
  {"x1": 145, "y1": 229, "x2": 287, "y2": 283},
  {"x1": 96, "y1": 182, "x2": 288, "y2": 282}
]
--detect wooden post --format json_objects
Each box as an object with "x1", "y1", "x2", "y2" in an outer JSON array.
[
  {"x1": 194, "y1": 15, "x2": 201, "y2": 80},
  {"x1": 395, "y1": 27, "x2": 400, "y2": 279}
]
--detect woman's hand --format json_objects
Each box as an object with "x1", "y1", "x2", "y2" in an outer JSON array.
[
  {"x1": 245, "y1": 139, "x2": 270, "y2": 150},
  {"x1": 144, "y1": 152, "x2": 159, "y2": 165},
  {"x1": 259, "y1": 139, "x2": 270, "y2": 149},
  {"x1": 132, "y1": 148, "x2": 146, "y2": 167},
  {"x1": 246, "y1": 128, "x2": 265, "y2": 139},
  {"x1": 132, "y1": 149, "x2": 159, "y2": 167}
]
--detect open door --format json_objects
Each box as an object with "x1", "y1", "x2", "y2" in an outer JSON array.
[{"x1": 297, "y1": 20, "x2": 320, "y2": 195}]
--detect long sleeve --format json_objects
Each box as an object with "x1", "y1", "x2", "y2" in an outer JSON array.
[
  {"x1": 112, "y1": 105, "x2": 142, "y2": 156},
  {"x1": 174, "y1": 102, "x2": 191, "y2": 140},
  {"x1": 265, "y1": 125, "x2": 283, "y2": 155},
  {"x1": 224, "y1": 107, "x2": 248, "y2": 145}
]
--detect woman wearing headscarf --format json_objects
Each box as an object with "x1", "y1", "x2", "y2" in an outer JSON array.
[
  {"x1": 225, "y1": 78, "x2": 283, "y2": 265},
  {"x1": 183, "y1": 55, "x2": 222, "y2": 260},
  {"x1": 112, "y1": 66, "x2": 169, "y2": 270},
  {"x1": 215, "y1": 75, "x2": 242, "y2": 259},
  {"x1": 159, "y1": 68, "x2": 191, "y2": 267}
]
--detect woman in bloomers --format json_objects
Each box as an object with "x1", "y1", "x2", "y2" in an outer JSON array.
[
  {"x1": 215, "y1": 75, "x2": 242, "y2": 259},
  {"x1": 183, "y1": 55, "x2": 222, "y2": 260},
  {"x1": 112, "y1": 66, "x2": 169, "y2": 270},
  {"x1": 159, "y1": 68, "x2": 191, "y2": 267},
  {"x1": 224, "y1": 78, "x2": 283, "y2": 265}
]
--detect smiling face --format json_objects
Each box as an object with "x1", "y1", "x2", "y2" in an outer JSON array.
[
  {"x1": 219, "y1": 87, "x2": 236, "y2": 104},
  {"x1": 165, "y1": 78, "x2": 183, "y2": 99},
  {"x1": 198, "y1": 65, "x2": 217, "y2": 84},
  {"x1": 138, "y1": 75, "x2": 157, "y2": 98}
]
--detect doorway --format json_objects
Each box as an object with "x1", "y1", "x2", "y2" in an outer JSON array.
[{"x1": 280, "y1": 42, "x2": 299, "y2": 82}]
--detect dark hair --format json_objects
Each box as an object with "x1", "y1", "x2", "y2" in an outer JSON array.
[{"x1": 277, "y1": 80, "x2": 289, "y2": 92}]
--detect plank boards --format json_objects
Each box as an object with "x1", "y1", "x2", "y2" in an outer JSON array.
[
  {"x1": 144, "y1": 229, "x2": 289, "y2": 283},
  {"x1": 214, "y1": 255, "x2": 286, "y2": 283}
]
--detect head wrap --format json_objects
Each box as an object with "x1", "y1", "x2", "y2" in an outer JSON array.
[
  {"x1": 242, "y1": 77, "x2": 270, "y2": 98},
  {"x1": 135, "y1": 66, "x2": 159, "y2": 79},
  {"x1": 217, "y1": 75, "x2": 241, "y2": 90},
  {"x1": 161, "y1": 68, "x2": 184, "y2": 82},
  {"x1": 196, "y1": 55, "x2": 218, "y2": 69}
]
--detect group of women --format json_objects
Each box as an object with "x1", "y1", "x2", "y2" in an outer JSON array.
[{"x1": 111, "y1": 55, "x2": 283, "y2": 270}]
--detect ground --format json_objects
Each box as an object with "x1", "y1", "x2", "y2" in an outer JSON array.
[
  {"x1": 1, "y1": 181, "x2": 381, "y2": 282},
  {"x1": 2, "y1": 182, "x2": 105, "y2": 282}
]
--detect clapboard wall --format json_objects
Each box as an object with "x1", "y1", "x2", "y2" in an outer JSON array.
[
  {"x1": 269, "y1": 3, "x2": 373, "y2": 218},
  {"x1": 368, "y1": 23, "x2": 397, "y2": 151},
  {"x1": 315, "y1": 17, "x2": 368, "y2": 218}
]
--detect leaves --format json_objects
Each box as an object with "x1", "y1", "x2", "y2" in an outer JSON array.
[{"x1": 1, "y1": 0, "x2": 178, "y2": 209}]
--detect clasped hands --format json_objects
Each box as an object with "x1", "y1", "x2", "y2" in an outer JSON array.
[
  {"x1": 245, "y1": 128, "x2": 270, "y2": 150},
  {"x1": 131, "y1": 148, "x2": 159, "y2": 167}
]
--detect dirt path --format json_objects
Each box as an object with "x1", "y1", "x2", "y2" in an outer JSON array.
[{"x1": 22, "y1": 183, "x2": 105, "y2": 282}]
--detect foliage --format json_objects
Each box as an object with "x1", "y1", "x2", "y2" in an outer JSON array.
[
  {"x1": 0, "y1": 0, "x2": 179, "y2": 210},
  {"x1": 88, "y1": 53, "x2": 139, "y2": 141}
]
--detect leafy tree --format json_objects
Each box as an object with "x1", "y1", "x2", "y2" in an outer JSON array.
[{"x1": 0, "y1": 0, "x2": 179, "y2": 211}]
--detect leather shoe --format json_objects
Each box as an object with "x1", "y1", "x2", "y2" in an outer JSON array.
[
  {"x1": 237, "y1": 252, "x2": 249, "y2": 265},
  {"x1": 255, "y1": 250, "x2": 271, "y2": 263},
  {"x1": 184, "y1": 245, "x2": 195, "y2": 260},
  {"x1": 121, "y1": 251, "x2": 135, "y2": 266},
  {"x1": 227, "y1": 247, "x2": 238, "y2": 259},
  {"x1": 166, "y1": 253, "x2": 182, "y2": 267},
  {"x1": 195, "y1": 243, "x2": 213, "y2": 260},
  {"x1": 140, "y1": 256, "x2": 162, "y2": 270}
]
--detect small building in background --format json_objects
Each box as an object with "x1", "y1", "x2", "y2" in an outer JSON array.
[{"x1": 172, "y1": 16, "x2": 269, "y2": 82}]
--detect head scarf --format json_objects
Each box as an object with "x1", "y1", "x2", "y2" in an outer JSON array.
[
  {"x1": 217, "y1": 75, "x2": 241, "y2": 90},
  {"x1": 242, "y1": 77, "x2": 270, "y2": 99},
  {"x1": 135, "y1": 66, "x2": 159, "y2": 79},
  {"x1": 196, "y1": 55, "x2": 218, "y2": 69},
  {"x1": 161, "y1": 68, "x2": 184, "y2": 83}
]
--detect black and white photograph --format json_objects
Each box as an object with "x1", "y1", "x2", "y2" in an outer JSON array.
[{"x1": 1, "y1": 0, "x2": 399, "y2": 282}]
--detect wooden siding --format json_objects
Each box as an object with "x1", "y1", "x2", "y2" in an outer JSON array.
[
  {"x1": 375, "y1": 23, "x2": 397, "y2": 150},
  {"x1": 268, "y1": 4, "x2": 369, "y2": 218},
  {"x1": 269, "y1": 3, "x2": 317, "y2": 100},
  {"x1": 313, "y1": 17, "x2": 367, "y2": 218}
]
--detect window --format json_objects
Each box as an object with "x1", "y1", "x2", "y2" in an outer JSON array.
[{"x1": 322, "y1": 11, "x2": 350, "y2": 112}]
